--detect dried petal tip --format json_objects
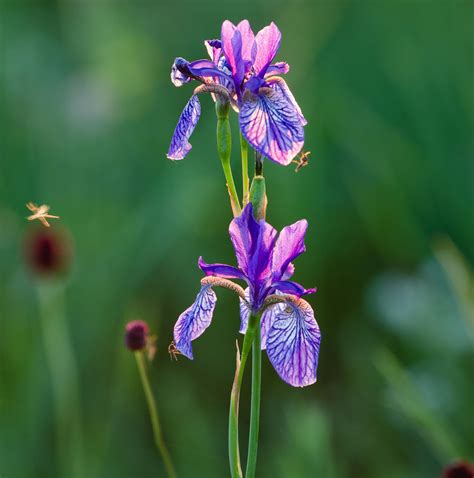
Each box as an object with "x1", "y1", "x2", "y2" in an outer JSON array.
[
  {"x1": 443, "y1": 461, "x2": 474, "y2": 478},
  {"x1": 24, "y1": 228, "x2": 71, "y2": 277},
  {"x1": 125, "y1": 320, "x2": 149, "y2": 351}
]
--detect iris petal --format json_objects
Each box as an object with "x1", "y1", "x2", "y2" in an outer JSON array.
[
  {"x1": 198, "y1": 256, "x2": 246, "y2": 280},
  {"x1": 265, "y1": 62, "x2": 290, "y2": 77},
  {"x1": 167, "y1": 95, "x2": 201, "y2": 160},
  {"x1": 239, "y1": 86, "x2": 305, "y2": 166},
  {"x1": 173, "y1": 284, "x2": 217, "y2": 359},
  {"x1": 271, "y1": 219, "x2": 307, "y2": 282},
  {"x1": 239, "y1": 287, "x2": 280, "y2": 350},
  {"x1": 254, "y1": 22, "x2": 282, "y2": 77},
  {"x1": 266, "y1": 298, "x2": 321, "y2": 387},
  {"x1": 267, "y1": 76, "x2": 307, "y2": 126},
  {"x1": 272, "y1": 280, "x2": 316, "y2": 297}
]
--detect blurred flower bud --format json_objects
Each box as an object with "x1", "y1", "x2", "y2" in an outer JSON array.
[
  {"x1": 443, "y1": 460, "x2": 474, "y2": 478},
  {"x1": 24, "y1": 227, "x2": 72, "y2": 277},
  {"x1": 125, "y1": 320, "x2": 149, "y2": 351}
]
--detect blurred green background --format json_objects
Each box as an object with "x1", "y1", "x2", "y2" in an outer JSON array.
[{"x1": 1, "y1": 1, "x2": 473, "y2": 477}]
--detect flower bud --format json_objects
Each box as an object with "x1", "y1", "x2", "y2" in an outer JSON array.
[
  {"x1": 249, "y1": 175, "x2": 267, "y2": 221},
  {"x1": 443, "y1": 461, "x2": 474, "y2": 478},
  {"x1": 24, "y1": 227, "x2": 72, "y2": 277},
  {"x1": 124, "y1": 320, "x2": 149, "y2": 351}
]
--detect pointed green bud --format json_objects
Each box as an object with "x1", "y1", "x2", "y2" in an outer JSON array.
[{"x1": 249, "y1": 175, "x2": 267, "y2": 221}]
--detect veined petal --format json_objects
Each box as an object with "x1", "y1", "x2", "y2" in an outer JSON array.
[
  {"x1": 198, "y1": 256, "x2": 246, "y2": 280},
  {"x1": 254, "y1": 22, "x2": 281, "y2": 77},
  {"x1": 239, "y1": 287, "x2": 250, "y2": 333},
  {"x1": 239, "y1": 86, "x2": 305, "y2": 166},
  {"x1": 265, "y1": 62, "x2": 290, "y2": 77},
  {"x1": 239, "y1": 287, "x2": 278, "y2": 350},
  {"x1": 271, "y1": 219, "x2": 308, "y2": 281},
  {"x1": 173, "y1": 284, "x2": 217, "y2": 359},
  {"x1": 167, "y1": 95, "x2": 201, "y2": 160},
  {"x1": 272, "y1": 280, "x2": 316, "y2": 297},
  {"x1": 171, "y1": 58, "x2": 192, "y2": 87},
  {"x1": 266, "y1": 76, "x2": 307, "y2": 126},
  {"x1": 266, "y1": 298, "x2": 321, "y2": 387}
]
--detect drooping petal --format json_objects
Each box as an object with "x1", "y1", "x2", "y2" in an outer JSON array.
[
  {"x1": 271, "y1": 219, "x2": 308, "y2": 281},
  {"x1": 254, "y1": 22, "x2": 281, "y2": 77},
  {"x1": 272, "y1": 280, "x2": 316, "y2": 297},
  {"x1": 240, "y1": 287, "x2": 279, "y2": 350},
  {"x1": 266, "y1": 76, "x2": 307, "y2": 126},
  {"x1": 173, "y1": 284, "x2": 217, "y2": 359},
  {"x1": 239, "y1": 86, "x2": 305, "y2": 166},
  {"x1": 198, "y1": 256, "x2": 246, "y2": 280},
  {"x1": 260, "y1": 301, "x2": 285, "y2": 349},
  {"x1": 167, "y1": 95, "x2": 201, "y2": 160},
  {"x1": 171, "y1": 58, "x2": 193, "y2": 87},
  {"x1": 239, "y1": 287, "x2": 250, "y2": 333},
  {"x1": 221, "y1": 20, "x2": 256, "y2": 90},
  {"x1": 266, "y1": 298, "x2": 321, "y2": 387},
  {"x1": 265, "y1": 62, "x2": 290, "y2": 77}
]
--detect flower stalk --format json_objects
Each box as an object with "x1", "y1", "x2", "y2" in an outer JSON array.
[
  {"x1": 135, "y1": 351, "x2": 177, "y2": 478},
  {"x1": 229, "y1": 314, "x2": 260, "y2": 478},
  {"x1": 240, "y1": 133, "x2": 250, "y2": 206},
  {"x1": 216, "y1": 99, "x2": 241, "y2": 217}
]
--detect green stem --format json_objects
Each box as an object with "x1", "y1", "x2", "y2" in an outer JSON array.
[
  {"x1": 37, "y1": 281, "x2": 83, "y2": 478},
  {"x1": 135, "y1": 351, "x2": 177, "y2": 478},
  {"x1": 245, "y1": 320, "x2": 261, "y2": 478},
  {"x1": 240, "y1": 133, "x2": 249, "y2": 206},
  {"x1": 221, "y1": 156, "x2": 242, "y2": 217},
  {"x1": 229, "y1": 314, "x2": 259, "y2": 478}
]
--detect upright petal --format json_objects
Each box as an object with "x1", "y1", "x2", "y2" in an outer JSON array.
[
  {"x1": 266, "y1": 298, "x2": 321, "y2": 387},
  {"x1": 204, "y1": 39, "x2": 222, "y2": 63},
  {"x1": 167, "y1": 95, "x2": 201, "y2": 160},
  {"x1": 239, "y1": 86, "x2": 305, "y2": 166},
  {"x1": 229, "y1": 203, "x2": 277, "y2": 302},
  {"x1": 221, "y1": 20, "x2": 256, "y2": 90},
  {"x1": 198, "y1": 256, "x2": 246, "y2": 280},
  {"x1": 173, "y1": 284, "x2": 217, "y2": 359},
  {"x1": 271, "y1": 219, "x2": 308, "y2": 281},
  {"x1": 254, "y1": 22, "x2": 282, "y2": 77}
]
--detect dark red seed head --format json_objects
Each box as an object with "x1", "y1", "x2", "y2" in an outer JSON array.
[
  {"x1": 125, "y1": 320, "x2": 149, "y2": 351},
  {"x1": 24, "y1": 227, "x2": 71, "y2": 277},
  {"x1": 443, "y1": 461, "x2": 474, "y2": 478}
]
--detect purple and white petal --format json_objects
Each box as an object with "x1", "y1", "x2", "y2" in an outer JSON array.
[
  {"x1": 265, "y1": 62, "x2": 290, "y2": 77},
  {"x1": 171, "y1": 58, "x2": 193, "y2": 87},
  {"x1": 266, "y1": 298, "x2": 321, "y2": 387},
  {"x1": 254, "y1": 22, "x2": 282, "y2": 77},
  {"x1": 272, "y1": 280, "x2": 316, "y2": 297},
  {"x1": 282, "y1": 262, "x2": 295, "y2": 280},
  {"x1": 239, "y1": 287, "x2": 251, "y2": 333},
  {"x1": 239, "y1": 87, "x2": 305, "y2": 166},
  {"x1": 260, "y1": 301, "x2": 285, "y2": 349},
  {"x1": 198, "y1": 256, "x2": 246, "y2": 280},
  {"x1": 173, "y1": 284, "x2": 217, "y2": 359},
  {"x1": 267, "y1": 76, "x2": 307, "y2": 126},
  {"x1": 271, "y1": 219, "x2": 308, "y2": 281},
  {"x1": 167, "y1": 95, "x2": 201, "y2": 160}
]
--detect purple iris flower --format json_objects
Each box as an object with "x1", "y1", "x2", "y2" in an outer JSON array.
[
  {"x1": 167, "y1": 20, "x2": 307, "y2": 166},
  {"x1": 173, "y1": 204, "x2": 321, "y2": 387}
]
